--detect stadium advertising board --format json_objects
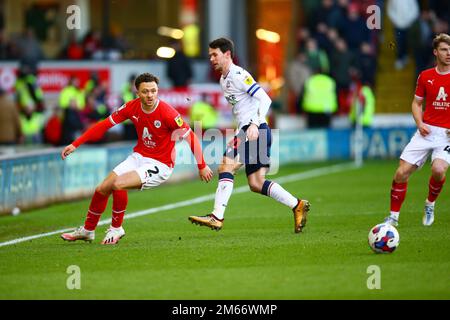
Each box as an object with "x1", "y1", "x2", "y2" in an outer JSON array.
[
  {"x1": 327, "y1": 128, "x2": 417, "y2": 159},
  {"x1": 63, "y1": 149, "x2": 108, "y2": 195},
  {"x1": 0, "y1": 66, "x2": 111, "y2": 93},
  {"x1": 0, "y1": 152, "x2": 63, "y2": 212}
]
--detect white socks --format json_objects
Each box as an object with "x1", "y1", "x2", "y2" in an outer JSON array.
[
  {"x1": 211, "y1": 173, "x2": 234, "y2": 220},
  {"x1": 212, "y1": 175, "x2": 300, "y2": 220},
  {"x1": 262, "y1": 180, "x2": 298, "y2": 209},
  {"x1": 390, "y1": 211, "x2": 399, "y2": 220}
]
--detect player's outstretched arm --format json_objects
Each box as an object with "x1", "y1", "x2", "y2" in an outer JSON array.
[{"x1": 61, "y1": 118, "x2": 114, "y2": 160}]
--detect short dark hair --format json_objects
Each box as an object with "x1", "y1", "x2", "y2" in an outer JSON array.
[
  {"x1": 209, "y1": 37, "x2": 234, "y2": 58},
  {"x1": 135, "y1": 73, "x2": 159, "y2": 90},
  {"x1": 433, "y1": 33, "x2": 450, "y2": 49}
]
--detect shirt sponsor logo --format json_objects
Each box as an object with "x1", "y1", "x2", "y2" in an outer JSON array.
[
  {"x1": 436, "y1": 87, "x2": 448, "y2": 101},
  {"x1": 225, "y1": 94, "x2": 238, "y2": 106},
  {"x1": 142, "y1": 127, "x2": 156, "y2": 147},
  {"x1": 433, "y1": 87, "x2": 450, "y2": 108}
]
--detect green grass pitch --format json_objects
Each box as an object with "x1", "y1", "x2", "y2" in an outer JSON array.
[{"x1": 0, "y1": 160, "x2": 448, "y2": 299}]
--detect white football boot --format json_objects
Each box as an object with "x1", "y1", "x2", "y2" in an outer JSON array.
[
  {"x1": 61, "y1": 226, "x2": 95, "y2": 242},
  {"x1": 101, "y1": 226, "x2": 126, "y2": 245},
  {"x1": 423, "y1": 202, "x2": 435, "y2": 226},
  {"x1": 383, "y1": 215, "x2": 399, "y2": 227}
]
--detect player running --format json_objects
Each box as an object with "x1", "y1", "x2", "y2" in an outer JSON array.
[
  {"x1": 188, "y1": 38, "x2": 310, "y2": 233},
  {"x1": 60, "y1": 73, "x2": 213, "y2": 244},
  {"x1": 384, "y1": 33, "x2": 450, "y2": 227}
]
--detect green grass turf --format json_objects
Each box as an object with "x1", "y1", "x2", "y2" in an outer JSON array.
[{"x1": 0, "y1": 160, "x2": 448, "y2": 299}]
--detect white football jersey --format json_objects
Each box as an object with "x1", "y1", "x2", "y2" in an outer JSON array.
[{"x1": 220, "y1": 63, "x2": 270, "y2": 129}]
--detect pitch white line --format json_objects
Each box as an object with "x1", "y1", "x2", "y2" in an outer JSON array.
[{"x1": 0, "y1": 162, "x2": 357, "y2": 248}]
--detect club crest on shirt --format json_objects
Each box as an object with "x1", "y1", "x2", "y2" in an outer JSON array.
[
  {"x1": 175, "y1": 115, "x2": 184, "y2": 127},
  {"x1": 244, "y1": 76, "x2": 254, "y2": 86},
  {"x1": 154, "y1": 120, "x2": 161, "y2": 128}
]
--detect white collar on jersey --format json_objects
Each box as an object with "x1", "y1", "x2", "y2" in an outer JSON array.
[
  {"x1": 141, "y1": 99, "x2": 160, "y2": 114},
  {"x1": 222, "y1": 63, "x2": 235, "y2": 80},
  {"x1": 435, "y1": 67, "x2": 450, "y2": 75}
]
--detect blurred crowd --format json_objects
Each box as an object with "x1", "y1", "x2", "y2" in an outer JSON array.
[
  {"x1": 288, "y1": 0, "x2": 450, "y2": 128},
  {"x1": 0, "y1": 31, "x2": 222, "y2": 149},
  {"x1": 60, "y1": 29, "x2": 131, "y2": 61},
  {"x1": 2, "y1": 0, "x2": 450, "y2": 147},
  {"x1": 0, "y1": 66, "x2": 138, "y2": 147},
  {"x1": 387, "y1": 0, "x2": 449, "y2": 75},
  {"x1": 0, "y1": 28, "x2": 130, "y2": 66}
]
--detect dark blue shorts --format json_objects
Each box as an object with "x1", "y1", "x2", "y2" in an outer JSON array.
[{"x1": 224, "y1": 123, "x2": 272, "y2": 176}]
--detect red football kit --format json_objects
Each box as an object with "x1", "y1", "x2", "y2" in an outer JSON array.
[
  {"x1": 72, "y1": 98, "x2": 205, "y2": 169},
  {"x1": 389, "y1": 67, "x2": 449, "y2": 216},
  {"x1": 415, "y1": 67, "x2": 450, "y2": 129}
]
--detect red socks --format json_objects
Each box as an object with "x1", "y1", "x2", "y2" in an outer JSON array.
[
  {"x1": 390, "y1": 181, "x2": 408, "y2": 213},
  {"x1": 390, "y1": 176, "x2": 445, "y2": 214},
  {"x1": 83, "y1": 190, "x2": 128, "y2": 231},
  {"x1": 112, "y1": 190, "x2": 128, "y2": 228},
  {"x1": 427, "y1": 176, "x2": 446, "y2": 203},
  {"x1": 84, "y1": 191, "x2": 109, "y2": 231}
]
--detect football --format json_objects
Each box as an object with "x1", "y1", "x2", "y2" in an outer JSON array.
[{"x1": 368, "y1": 223, "x2": 400, "y2": 253}]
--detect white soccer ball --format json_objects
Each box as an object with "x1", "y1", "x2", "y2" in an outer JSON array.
[
  {"x1": 368, "y1": 223, "x2": 400, "y2": 253},
  {"x1": 11, "y1": 207, "x2": 21, "y2": 216}
]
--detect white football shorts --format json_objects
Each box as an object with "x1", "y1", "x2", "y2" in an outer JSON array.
[
  {"x1": 400, "y1": 124, "x2": 450, "y2": 168},
  {"x1": 113, "y1": 152, "x2": 173, "y2": 190}
]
